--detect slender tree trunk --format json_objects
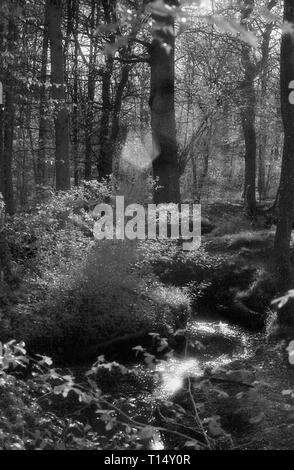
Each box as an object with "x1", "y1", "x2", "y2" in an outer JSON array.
[
  {"x1": 0, "y1": 15, "x2": 4, "y2": 199},
  {"x1": 97, "y1": 0, "x2": 116, "y2": 180},
  {"x1": 240, "y1": 0, "x2": 257, "y2": 216},
  {"x1": 98, "y1": 60, "x2": 113, "y2": 179},
  {"x1": 258, "y1": 19, "x2": 273, "y2": 203},
  {"x1": 258, "y1": 132, "x2": 267, "y2": 202},
  {"x1": 241, "y1": 87, "x2": 257, "y2": 214},
  {"x1": 0, "y1": 83, "x2": 4, "y2": 204},
  {"x1": 0, "y1": 199, "x2": 12, "y2": 284},
  {"x1": 72, "y1": 18, "x2": 79, "y2": 185},
  {"x1": 85, "y1": 0, "x2": 97, "y2": 181},
  {"x1": 198, "y1": 125, "x2": 211, "y2": 201},
  {"x1": 37, "y1": 3, "x2": 49, "y2": 188},
  {"x1": 71, "y1": 0, "x2": 79, "y2": 185},
  {"x1": 274, "y1": 0, "x2": 294, "y2": 284},
  {"x1": 47, "y1": 0, "x2": 71, "y2": 191},
  {"x1": 3, "y1": 86, "x2": 14, "y2": 215},
  {"x1": 109, "y1": 64, "x2": 130, "y2": 169},
  {"x1": 149, "y1": 0, "x2": 180, "y2": 204},
  {"x1": 2, "y1": 16, "x2": 16, "y2": 215},
  {"x1": 258, "y1": 73, "x2": 268, "y2": 202}
]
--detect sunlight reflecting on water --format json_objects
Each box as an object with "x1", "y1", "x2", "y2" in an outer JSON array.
[
  {"x1": 154, "y1": 320, "x2": 255, "y2": 398},
  {"x1": 189, "y1": 320, "x2": 247, "y2": 344},
  {"x1": 150, "y1": 431, "x2": 165, "y2": 450},
  {"x1": 154, "y1": 357, "x2": 203, "y2": 397}
]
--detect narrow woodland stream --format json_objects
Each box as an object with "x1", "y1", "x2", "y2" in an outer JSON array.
[
  {"x1": 107, "y1": 316, "x2": 262, "y2": 450},
  {"x1": 150, "y1": 318, "x2": 260, "y2": 449}
]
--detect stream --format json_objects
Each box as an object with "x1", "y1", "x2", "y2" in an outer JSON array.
[{"x1": 121, "y1": 316, "x2": 262, "y2": 450}]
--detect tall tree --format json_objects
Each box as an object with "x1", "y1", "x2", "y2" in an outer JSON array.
[
  {"x1": 149, "y1": 0, "x2": 180, "y2": 203},
  {"x1": 97, "y1": 0, "x2": 115, "y2": 180},
  {"x1": 274, "y1": 0, "x2": 294, "y2": 283},
  {"x1": 47, "y1": 0, "x2": 71, "y2": 191},
  {"x1": 72, "y1": 0, "x2": 79, "y2": 185},
  {"x1": 37, "y1": 3, "x2": 49, "y2": 189},
  {"x1": 2, "y1": 14, "x2": 16, "y2": 215},
  {"x1": 240, "y1": 0, "x2": 257, "y2": 215},
  {"x1": 239, "y1": 0, "x2": 277, "y2": 215},
  {"x1": 85, "y1": 0, "x2": 97, "y2": 181}
]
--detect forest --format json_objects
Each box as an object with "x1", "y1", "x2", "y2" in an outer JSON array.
[{"x1": 1, "y1": 0, "x2": 294, "y2": 453}]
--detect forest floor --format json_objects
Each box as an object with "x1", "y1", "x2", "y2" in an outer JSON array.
[
  {"x1": 90, "y1": 201, "x2": 294, "y2": 450},
  {"x1": 2, "y1": 198, "x2": 294, "y2": 450}
]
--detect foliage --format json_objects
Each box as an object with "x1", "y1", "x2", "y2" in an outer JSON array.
[
  {"x1": 0, "y1": 338, "x2": 221, "y2": 450},
  {"x1": 0, "y1": 187, "x2": 191, "y2": 360},
  {"x1": 0, "y1": 341, "x2": 103, "y2": 450},
  {"x1": 137, "y1": 240, "x2": 227, "y2": 285}
]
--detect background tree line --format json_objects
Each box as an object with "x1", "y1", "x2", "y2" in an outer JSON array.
[{"x1": 2, "y1": 0, "x2": 294, "y2": 279}]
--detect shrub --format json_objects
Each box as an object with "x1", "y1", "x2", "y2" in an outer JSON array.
[
  {"x1": 137, "y1": 240, "x2": 227, "y2": 286},
  {"x1": 3, "y1": 240, "x2": 190, "y2": 363},
  {"x1": 0, "y1": 341, "x2": 103, "y2": 450}
]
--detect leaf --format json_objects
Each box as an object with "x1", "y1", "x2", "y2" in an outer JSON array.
[
  {"x1": 144, "y1": 353, "x2": 156, "y2": 369},
  {"x1": 139, "y1": 426, "x2": 155, "y2": 440},
  {"x1": 149, "y1": 332, "x2": 160, "y2": 338},
  {"x1": 286, "y1": 341, "x2": 294, "y2": 352},
  {"x1": 36, "y1": 355, "x2": 53, "y2": 366},
  {"x1": 282, "y1": 390, "x2": 293, "y2": 396},
  {"x1": 157, "y1": 338, "x2": 169, "y2": 352},
  {"x1": 271, "y1": 295, "x2": 289, "y2": 309},
  {"x1": 106, "y1": 421, "x2": 114, "y2": 431},
  {"x1": 194, "y1": 340, "x2": 206, "y2": 351},
  {"x1": 216, "y1": 390, "x2": 229, "y2": 399},
  {"x1": 207, "y1": 416, "x2": 224, "y2": 437},
  {"x1": 249, "y1": 412, "x2": 265, "y2": 424},
  {"x1": 289, "y1": 350, "x2": 294, "y2": 366},
  {"x1": 184, "y1": 440, "x2": 200, "y2": 449}
]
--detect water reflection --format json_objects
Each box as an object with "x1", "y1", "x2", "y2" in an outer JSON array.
[{"x1": 154, "y1": 320, "x2": 255, "y2": 398}]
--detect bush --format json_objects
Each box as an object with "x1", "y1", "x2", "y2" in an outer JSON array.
[
  {"x1": 0, "y1": 341, "x2": 103, "y2": 450},
  {"x1": 137, "y1": 240, "x2": 227, "y2": 286},
  {"x1": 2, "y1": 239, "x2": 190, "y2": 363}
]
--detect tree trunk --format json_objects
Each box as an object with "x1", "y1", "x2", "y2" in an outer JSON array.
[
  {"x1": 47, "y1": 0, "x2": 71, "y2": 191},
  {"x1": 37, "y1": 3, "x2": 49, "y2": 189},
  {"x1": 258, "y1": 132, "x2": 267, "y2": 202},
  {"x1": 241, "y1": 89, "x2": 257, "y2": 214},
  {"x1": 109, "y1": 64, "x2": 130, "y2": 171},
  {"x1": 274, "y1": 0, "x2": 294, "y2": 284},
  {"x1": 149, "y1": 0, "x2": 180, "y2": 204},
  {"x1": 97, "y1": 60, "x2": 113, "y2": 179},
  {"x1": 72, "y1": 11, "x2": 79, "y2": 186},
  {"x1": 85, "y1": 0, "x2": 96, "y2": 181},
  {"x1": 240, "y1": 0, "x2": 257, "y2": 216},
  {"x1": 258, "y1": 75, "x2": 268, "y2": 202},
  {"x1": 2, "y1": 17, "x2": 16, "y2": 215},
  {"x1": 0, "y1": 199, "x2": 12, "y2": 284},
  {"x1": 197, "y1": 125, "x2": 211, "y2": 202},
  {"x1": 97, "y1": 0, "x2": 116, "y2": 180},
  {"x1": 258, "y1": 17, "x2": 274, "y2": 203}
]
